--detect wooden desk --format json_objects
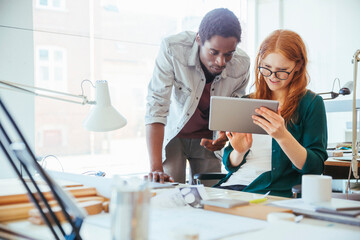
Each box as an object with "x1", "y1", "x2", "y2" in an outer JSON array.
[{"x1": 324, "y1": 158, "x2": 360, "y2": 179}]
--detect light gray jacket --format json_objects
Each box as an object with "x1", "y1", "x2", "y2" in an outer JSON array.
[{"x1": 145, "y1": 31, "x2": 250, "y2": 161}]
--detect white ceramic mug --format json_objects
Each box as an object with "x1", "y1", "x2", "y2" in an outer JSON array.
[{"x1": 301, "y1": 175, "x2": 332, "y2": 204}]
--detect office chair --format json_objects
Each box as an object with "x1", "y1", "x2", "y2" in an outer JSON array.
[{"x1": 193, "y1": 172, "x2": 227, "y2": 185}]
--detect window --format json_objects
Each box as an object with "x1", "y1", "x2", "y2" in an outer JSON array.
[
  {"x1": 0, "y1": 0, "x2": 356, "y2": 179},
  {"x1": 35, "y1": 47, "x2": 67, "y2": 91},
  {"x1": 39, "y1": 128, "x2": 66, "y2": 148},
  {"x1": 32, "y1": 0, "x2": 250, "y2": 176},
  {"x1": 253, "y1": 0, "x2": 360, "y2": 144},
  {"x1": 36, "y1": 0, "x2": 66, "y2": 10}
]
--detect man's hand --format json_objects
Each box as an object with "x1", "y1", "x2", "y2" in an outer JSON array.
[
  {"x1": 145, "y1": 170, "x2": 174, "y2": 184},
  {"x1": 200, "y1": 131, "x2": 227, "y2": 151},
  {"x1": 146, "y1": 123, "x2": 174, "y2": 183}
]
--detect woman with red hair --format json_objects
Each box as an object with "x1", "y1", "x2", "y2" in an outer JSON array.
[{"x1": 215, "y1": 30, "x2": 328, "y2": 197}]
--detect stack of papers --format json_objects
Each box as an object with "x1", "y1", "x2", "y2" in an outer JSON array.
[
  {"x1": 269, "y1": 198, "x2": 360, "y2": 226},
  {"x1": 313, "y1": 198, "x2": 360, "y2": 218},
  {"x1": 312, "y1": 198, "x2": 360, "y2": 211}
]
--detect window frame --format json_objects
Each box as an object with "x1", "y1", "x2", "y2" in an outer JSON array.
[
  {"x1": 35, "y1": 0, "x2": 66, "y2": 11},
  {"x1": 35, "y1": 46, "x2": 68, "y2": 91}
]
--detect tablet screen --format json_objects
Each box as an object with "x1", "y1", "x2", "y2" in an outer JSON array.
[{"x1": 209, "y1": 96, "x2": 279, "y2": 134}]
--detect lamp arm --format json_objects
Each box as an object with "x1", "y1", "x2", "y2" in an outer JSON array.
[
  {"x1": 0, "y1": 80, "x2": 95, "y2": 105},
  {"x1": 317, "y1": 91, "x2": 339, "y2": 100},
  {"x1": 351, "y1": 49, "x2": 360, "y2": 180},
  {"x1": 34, "y1": 92, "x2": 94, "y2": 105}
]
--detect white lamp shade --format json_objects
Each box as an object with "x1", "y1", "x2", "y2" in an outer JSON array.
[{"x1": 83, "y1": 80, "x2": 127, "y2": 132}]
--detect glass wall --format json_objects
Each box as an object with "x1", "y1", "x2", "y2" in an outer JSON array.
[
  {"x1": 254, "y1": 0, "x2": 360, "y2": 145},
  {"x1": 32, "y1": 0, "x2": 249, "y2": 176},
  {"x1": 0, "y1": 0, "x2": 34, "y2": 178},
  {"x1": 2, "y1": 0, "x2": 357, "y2": 178}
]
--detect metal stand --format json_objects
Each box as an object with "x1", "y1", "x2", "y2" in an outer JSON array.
[
  {"x1": 0, "y1": 98, "x2": 86, "y2": 240},
  {"x1": 347, "y1": 49, "x2": 360, "y2": 193},
  {"x1": 351, "y1": 50, "x2": 360, "y2": 179}
]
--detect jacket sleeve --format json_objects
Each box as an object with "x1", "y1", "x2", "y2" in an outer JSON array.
[
  {"x1": 145, "y1": 40, "x2": 175, "y2": 125},
  {"x1": 295, "y1": 94, "x2": 328, "y2": 174},
  {"x1": 222, "y1": 144, "x2": 249, "y2": 173}
]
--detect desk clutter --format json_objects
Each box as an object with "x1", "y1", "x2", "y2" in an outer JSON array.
[
  {"x1": 3, "y1": 177, "x2": 359, "y2": 226},
  {"x1": 151, "y1": 185, "x2": 293, "y2": 221},
  {"x1": 0, "y1": 179, "x2": 109, "y2": 223},
  {"x1": 1, "y1": 177, "x2": 360, "y2": 240},
  {"x1": 327, "y1": 142, "x2": 360, "y2": 160}
]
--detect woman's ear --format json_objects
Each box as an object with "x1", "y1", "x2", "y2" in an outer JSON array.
[
  {"x1": 295, "y1": 60, "x2": 303, "y2": 72},
  {"x1": 196, "y1": 33, "x2": 202, "y2": 46}
]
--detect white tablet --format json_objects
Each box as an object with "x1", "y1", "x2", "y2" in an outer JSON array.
[{"x1": 209, "y1": 96, "x2": 279, "y2": 134}]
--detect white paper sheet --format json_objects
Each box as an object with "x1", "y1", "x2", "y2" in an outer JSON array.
[
  {"x1": 269, "y1": 198, "x2": 360, "y2": 226},
  {"x1": 270, "y1": 198, "x2": 317, "y2": 211},
  {"x1": 225, "y1": 221, "x2": 360, "y2": 240},
  {"x1": 85, "y1": 207, "x2": 267, "y2": 240},
  {"x1": 270, "y1": 198, "x2": 360, "y2": 211}
]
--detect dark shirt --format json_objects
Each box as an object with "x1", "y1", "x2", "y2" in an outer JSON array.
[
  {"x1": 177, "y1": 82, "x2": 213, "y2": 139},
  {"x1": 200, "y1": 61, "x2": 216, "y2": 84},
  {"x1": 177, "y1": 61, "x2": 217, "y2": 139}
]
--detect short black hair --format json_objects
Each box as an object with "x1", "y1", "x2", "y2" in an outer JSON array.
[{"x1": 198, "y1": 8, "x2": 241, "y2": 45}]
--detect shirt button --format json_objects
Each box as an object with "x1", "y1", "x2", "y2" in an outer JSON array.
[
  {"x1": 273, "y1": 168, "x2": 276, "y2": 170},
  {"x1": 196, "y1": 97, "x2": 199, "y2": 100},
  {"x1": 272, "y1": 150, "x2": 276, "y2": 152},
  {"x1": 187, "y1": 113, "x2": 190, "y2": 116},
  {"x1": 212, "y1": 88, "x2": 215, "y2": 91},
  {"x1": 201, "y1": 79, "x2": 204, "y2": 81}
]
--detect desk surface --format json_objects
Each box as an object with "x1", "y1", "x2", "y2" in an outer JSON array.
[
  {"x1": 1, "y1": 181, "x2": 360, "y2": 240},
  {"x1": 324, "y1": 157, "x2": 360, "y2": 179},
  {"x1": 326, "y1": 158, "x2": 355, "y2": 167}
]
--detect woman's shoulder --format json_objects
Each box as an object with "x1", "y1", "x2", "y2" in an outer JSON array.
[
  {"x1": 300, "y1": 90, "x2": 324, "y2": 104},
  {"x1": 298, "y1": 90, "x2": 325, "y2": 113}
]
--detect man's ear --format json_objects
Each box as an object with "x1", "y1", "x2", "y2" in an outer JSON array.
[{"x1": 196, "y1": 33, "x2": 202, "y2": 46}]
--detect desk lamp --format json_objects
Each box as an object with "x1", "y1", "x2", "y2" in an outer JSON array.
[
  {"x1": 0, "y1": 79, "x2": 127, "y2": 131},
  {"x1": 318, "y1": 78, "x2": 353, "y2": 100}
]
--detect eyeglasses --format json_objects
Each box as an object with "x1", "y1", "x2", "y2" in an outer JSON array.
[{"x1": 258, "y1": 65, "x2": 296, "y2": 80}]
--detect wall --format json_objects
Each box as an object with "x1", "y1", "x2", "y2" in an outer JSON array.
[{"x1": 0, "y1": 0, "x2": 35, "y2": 178}]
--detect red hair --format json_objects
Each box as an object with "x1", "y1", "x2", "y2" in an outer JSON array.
[{"x1": 251, "y1": 29, "x2": 309, "y2": 123}]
